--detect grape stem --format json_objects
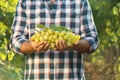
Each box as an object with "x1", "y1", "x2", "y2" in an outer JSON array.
[{"x1": 35, "y1": 29, "x2": 41, "y2": 33}]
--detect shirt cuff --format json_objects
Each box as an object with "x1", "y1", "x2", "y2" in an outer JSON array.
[
  {"x1": 84, "y1": 37, "x2": 98, "y2": 53},
  {"x1": 12, "y1": 39, "x2": 28, "y2": 55}
]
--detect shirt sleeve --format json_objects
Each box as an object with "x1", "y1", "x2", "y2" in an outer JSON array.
[
  {"x1": 10, "y1": 0, "x2": 28, "y2": 55},
  {"x1": 80, "y1": 0, "x2": 99, "y2": 53}
]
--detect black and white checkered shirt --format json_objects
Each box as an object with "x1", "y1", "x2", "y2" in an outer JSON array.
[{"x1": 10, "y1": 0, "x2": 98, "y2": 80}]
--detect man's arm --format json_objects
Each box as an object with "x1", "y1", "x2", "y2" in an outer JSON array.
[
  {"x1": 55, "y1": 39, "x2": 90, "y2": 53},
  {"x1": 73, "y1": 39, "x2": 91, "y2": 53},
  {"x1": 55, "y1": 0, "x2": 98, "y2": 53},
  {"x1": 20, "y1": 41, "x2": 35, "y2": 54},
  {"x1": 78, "y1": 0, "x2": 99, "y2": 53},
  {"x1": 20, "y1": 41, "x2": 50, "y2": 55}
]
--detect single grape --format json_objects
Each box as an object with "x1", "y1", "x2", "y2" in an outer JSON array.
[
  {"x1": 44, "y1": 35, "x2": 48, "y2": 40},
  {"x1": 59, "y1": 31, "x2": 66, "y2": 37},
  {"x1": 35, "y1": 38, "x2": 40, "y2": 43},
  {"x1": 67, "y1": 41, "x2": 73, "y2": 47},
  {"x1": 53, "y1": 35, "x2": 58, "y2": 39},
  {"x1": 48, "y1": 29, "x2": 53, "y2": 35},
  {"x1": 40, "y1": 36, "x2": 44, "y2": 42},
  {"x1": 58, "y1": 36, "x2": 63, "y2": 40},
  {"x1": 30, "y1": 35, "x2": 36, "y2": 41},
  {"x1": 50, "y1": 43, "x2": 55, "y2": 49},
  {"x1": 54, "y1": 31, "x2": 59, "y2": 36}
]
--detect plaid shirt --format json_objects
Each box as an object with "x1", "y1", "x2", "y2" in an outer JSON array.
[{"x1": 10, "y1": 0, "x2": 98, "y2": 80}]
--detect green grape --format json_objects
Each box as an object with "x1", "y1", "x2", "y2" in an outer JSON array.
[
  {"x1": 43, "y1": 28, "x2": 49, "y2": 32},
  {"x1": 67, "y1": 41, "x2": 73, "y2": 47},
  {"x1": 40, "y1": 36, "x2": 44, "y2": 42},
  {"x1": 68, "y1": 38, "x2": 74, "y2": 43},
  {"x1": 63, "y1": 35, "x2": 68, "y2": 40},
  {"x1": 45, "y1": 32, "x2": 50, "y2": 36},
  {"x1": 48, "y1": 29, "x2": 53, "y2": 35},
  {"x1": 53, "y1": 35, "x2": 57, "y2": 39},
  {"x1": 31, "y1": 35, "x2": 36, "y2": 41},
  {"x1": 35, "y1": 32, "x2": 41, "y2": 37},
  {"x1": 44, "y1": 35, "x2": 48, "y2": 41},
  {"x1": 55, "y1": 39, "x2": 58, "y2": 44},
  {"x1": 41, "y1": 31, "x2": 45, "y2": 36},
  {"x1": 59, "y1": 31, "x2": 66, "y2": 37},
  {"x1": 72, "y1": 35, "x2": 80, "y2": 43},
  {"x1": 50, "y1": 43, "x2": 55, "y2": 49},
  {"x1": 51, "y1": 35, "x2": 55, "y2": 43},
  {"x1": 48, "y1": 35, "x2": 52, "y2": 41},
  {"x1": 58, "y1": 36, "x2": 63, "y2": 40},
  {"x1": 55, "y1": 31, "x2": 59, "y2": 36},
  {"x1": 76, "y1": 35, "x2": 81, "y2": 40},
  {"x1": 35, "y1": 37, "x2": 40, "y2": 43}
]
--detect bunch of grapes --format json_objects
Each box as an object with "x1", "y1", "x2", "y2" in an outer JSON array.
[{"x1": 30, "y1": 24, "x2": 81, "y2": 49}]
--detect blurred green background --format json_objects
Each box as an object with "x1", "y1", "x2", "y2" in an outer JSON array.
[{"x1": 0, "y1": 0, "x2": 120, "y2": 80}]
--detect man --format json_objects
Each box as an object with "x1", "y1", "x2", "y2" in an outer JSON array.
[{"x1": 10, "y1": 0, "x2": 98, "y2": 80}]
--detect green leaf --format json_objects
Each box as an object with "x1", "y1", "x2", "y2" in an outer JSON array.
[
  {"x1": 36, "y1": 24, "x2": 48, "y2": 29},
  {"x1": 50, "y1": 24, "x2": 72, "y2": 32},
  {"x1": 50, "y1": 24, "x2": 58, "y2": 31},
  {"x1": 36, "y1": 24, "x2": 72, "y2": 32}
]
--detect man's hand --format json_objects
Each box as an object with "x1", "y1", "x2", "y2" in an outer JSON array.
[
  {"x1": 55, "y1": 40, "x2": 72, "y2": 51},
  {"x1": 20, "y1": 40, "x2": 50, "y2": 54},
  {"x1": 73, "y1": 39, "x2": 91, "y2": 53},
  {"x1": 55, "y1": 39, "x2": 91, "y2": 53},
  {"x1": 30, "y1": 40, "x2": 50, "y2": 52}
]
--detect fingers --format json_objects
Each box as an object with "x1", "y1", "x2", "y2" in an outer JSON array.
[
  {"x1": 30, "y1": 41, "x2": 50, "y2": 52},
  {"x1": 56, "y1": 40, "x2": 67, "y2": 50},
  {"x1": 36, "y1": 43, "x2": 45, "y2": 51},
  {"x1": 31, "y1": 39, "x2": 71, "y2": 52},
  {"x1": 37, "y1": 42, "x2": 50, "y2": 51},
  {"x1": 42, "y1": 42, "x2": 50, "y2": 51},
  {"x1": 73, "y1": 41, "x2": 80, "y2": 50}
]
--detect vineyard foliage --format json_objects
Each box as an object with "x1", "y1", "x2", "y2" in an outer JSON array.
[{"x1": 0, "y1": 0, "x2": 120, "y2": 80}]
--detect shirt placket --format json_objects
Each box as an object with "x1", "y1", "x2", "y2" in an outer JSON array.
[
  {"x1": 45, "y1": 2, "x2": 57, "y2": 80},
  {"x1": 45, "y1": 0, "x2": 58, "y2": 24}
]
